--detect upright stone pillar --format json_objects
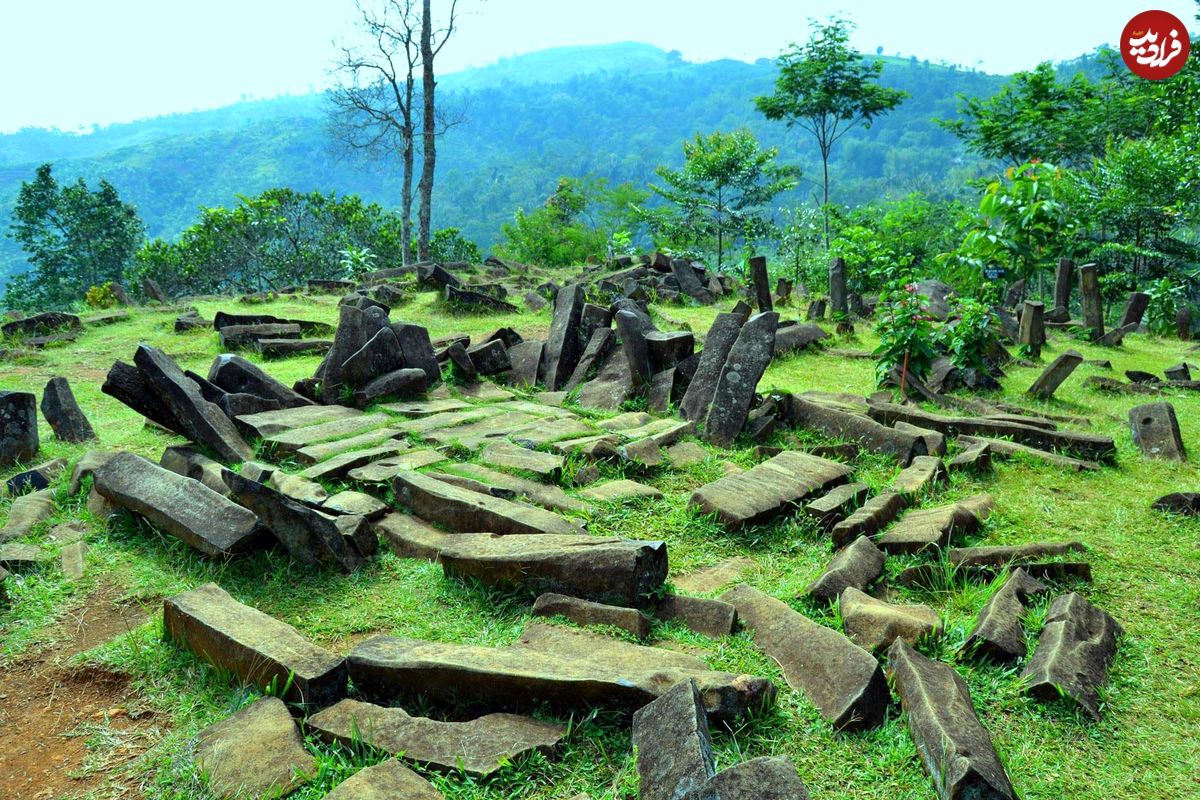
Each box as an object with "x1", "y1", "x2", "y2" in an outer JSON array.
[
  {"x1": 1053, "y1": 258, "x2": 1074, "y2": 311},
  {"x1": 1119, "y1": 292, "x2": 1151, "y2": 328},
  {"x1": 1077, "y1": 263, "x2": 1104, "y2": 340},
  {"x1": 829, "y1": 258, "x2": 848, "y2": 318},
  {"x1": 1018, "y1": 300, "x2": 1045, "y2": 359},
  {"x1": 1178, "y1": 307, "x2": 1193, "y2": 341},
  {"x1": 749, "y1": 256, "x2": 772, "y2": 313}
]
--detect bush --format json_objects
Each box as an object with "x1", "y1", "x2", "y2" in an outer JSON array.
[
  {"x1": 873, "y1": 281, "x2": 938, "y2": 386},
  {"x1": 84, "y1": 282, "x2": 119, "y2": 309}
]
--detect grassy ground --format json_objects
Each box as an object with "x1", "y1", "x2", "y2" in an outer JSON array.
[{"x1": 1, "y1": 289, "x2": 1198, "y2": 799}]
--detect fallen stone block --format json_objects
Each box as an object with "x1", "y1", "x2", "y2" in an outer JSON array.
[
  {"x1": 309, "y1": 698, "x2": 565, "y2": 778},
  {"x1": 721, "y1": 584, "x2": 887, "y2": 731},
  {"x1": 689, "y1": 451, "x2": 851, "y2": 529},
  {"x1": 948, "y1": 441, "x2": 992, "y2": 473},
  {"x1": 955, "y1": 434, "x2": 1100, "y2": 472},
  {"x1": 888, "y1": 639, "x2": 1017, "y2": 800},
  {"x1": 783, "y1": 396, "x2": 926, "y2": 465},
  {"x1": 652, "y1": 594, "x2": 738, "y2": 638},
  {"x1": 264, "y1": 412, "x2": 393, "y2": 454},
  {"x1": 164, "y1": 582, "x2": 346, "y2": 704},
  {"x1": 393, "y1": 471, "x2": 583, "y2": 536},
  {"x1": 94, "y1": 453, "x2": 262, "y2": 557},
  {"x1": 964, "y1": 568, "x2": 1048, "y2": 661},
  {"x1": 806, "y1": 536, "x2": 885, "y2": 604},
  {"x1": 830, "y1": 492, "x2": 907, "y2": 549},
  {"x1": 1152, "y1": 492, "x2": 1200, "y2": 515},
  {"x1": 444, "y1": 463, "x2": 586, "y2": 514},
  {"x1": 632, "y1": 679, "x2": 714, "y2": 800},
  {"x1": 805, "y1": 482, "x2": 869, "y2": 531},
  {"x1": 159, "y1": 445, "x2": 229, "y2": 496},
  {"x1": 949, "y1": 541, "x2": 1087, "y2": 569},
  {"x1": 840, "y1": 587, "x2": 940, "y2": 651},
  {"x1": 580, "y1": 479, "x2": 662, "y2": 503},
  {"x1": 876, "y1": 495, "x2": 994, "y2": 555},
  {"x1": 40, "y1": 377, "x2": 96, "y2": 443},
  {"x1": 889, "y1": 455, "x2": 946, "y2": 496},
  {"x1": 532, "y1": 592, "x2": 651, "y2": 639},
  {"x1": 195, "y1": 697, "x2": 315, "y2": 800},
  {"x1": 480, "y1": 440, "x2": 564, "y2": 478},
  {"x1": 234, "y1": 403, "x2": 359, "y2": 439},
  {"x1": 324, "y1": 760, "x2": 443, "y2": 799},
  {"x1": 1021, "y1": 592, "x2": 1123, "y2": 720}
]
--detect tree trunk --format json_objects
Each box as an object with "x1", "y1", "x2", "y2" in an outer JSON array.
[
  {"x1": 401, "y1": 78, "x2": 416, "y2": 266},
  {"x1": 821, "y1": 148, "x2": 830, "y2": 251},
  {"x1": 418, "y1": 0, "x2": 436, "y2": 261}
]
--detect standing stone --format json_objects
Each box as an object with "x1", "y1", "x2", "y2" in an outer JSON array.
[
  {"x1": 1078, "y1": 262, "x2": 1104, "y2": 339},
  {"x1": 195, "y1": 697, "x2": 315, "y2": 800},
  {"x1": 1018, "y1": 300, "x2": 1045, "y2": 358},
  {"x1": 564, "y1": 328, "x2": 615, "y2": 391},
  {"x1": 505, "y1": 340, "x2": 544, "y2": 387},
  {"x1": 888, "y1": 639, "x2": 1018, "y2": 800},
  {"x1": 679, "y1": 313, "x2": 744, "y2": 422},
  {"x1": 721, "y1": 584, "x2": 888, "y2": 731},
  {"x1": 1178, "y1": 306, "x2": 1192, "y2": 340},
  {"x1": 1129, "y1": 402, "x2": 1186, "y2": 461},
  {"x1": 40, "y1": 377, "x2": 96, "y2": 443},
  {"x1": 1021, "y1": 592, "x2": 1123, "y2": 720},
  {"x1": 579, "y1": 303, "x2": 613, "y2": 342},
  {"x1": 142, "y1": 277, "x2": 168, "y2": 303},
  {"x1": 829, "y1": 257, "x2": 848, "y2": 318},
  {"x1": 806, "y1": 299, "x2": 827, "y2": 320},
  {"x1": 0, "y1": 391, "x2": 39, "y2": 466},
  {"x1": 1026, "y1": 349, "x2": 1084, "y2": 399},
  {"x1": 749, "y1": 255, "x2": 772, "y2": 312},
  {"x1": 1119, "y1": 291, "x2": 1151, "y2": 328},
  {"x1": 703, "y1": 312, "x2": 778, "y2": 447},
  {"x1": 1054, "y1": 257, "x2": 1074, "y2": 310},
  {"x1": 615, "y1": 309, "x2": 653, "y2": 391},
  {"x1": 964, "y1": 568, "x2": 1048, "y2": 661},
  {"x1": 391, "y1": 322, "x2": 441, "y2": 386},
  {"x1": 671, "y1": 258, "x2": 713, "y2": 304},
  {"x1": 541, "y1": 283, "x2": 587, "y2": 390}
]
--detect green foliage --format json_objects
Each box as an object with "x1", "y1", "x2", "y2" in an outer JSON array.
[
  {"x1": 339, "y1": 245, "x2": 377, "y2": 278},
  {"x1": 756, "y1": 17, "x2": 907, "y2": 243},
  {"x1": 5, "y1": 163, "x2": 144, "y2": 310},
  {"x1": 84, "y1": 281, "x2": 119, "y2": 309},
  {"x1": 872, "y1": 279, "x2": 938, "y2": 386},
  {"x1": 641, "y1": 129, "x2": 798, "y2": 271},
  {"x1": 1146, "y1": 277, "x2": 1187, "y2": 336},
  {"x1": 426, "y1": 227, "x2": 481, "y2": 263},
  {"x1": 936, "y1": 294, "x2": 998, "y2": 372}
]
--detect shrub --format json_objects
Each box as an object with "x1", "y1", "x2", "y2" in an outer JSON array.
[{"x1": 84, "y1": 282, "x2": 119, "y2": 309}]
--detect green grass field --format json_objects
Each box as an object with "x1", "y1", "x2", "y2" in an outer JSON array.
[{"x1": 1, "y1": 289, "x2": 1198, "y2": 800}]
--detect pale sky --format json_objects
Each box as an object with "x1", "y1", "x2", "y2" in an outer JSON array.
[{"x1": 0, "y1": 0, "x2": 1195, "y2": 132}]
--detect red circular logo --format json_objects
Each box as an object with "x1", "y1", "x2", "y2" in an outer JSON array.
[{"x1": 1122, "y1": 10, "x2": 1190, "y2": 80}]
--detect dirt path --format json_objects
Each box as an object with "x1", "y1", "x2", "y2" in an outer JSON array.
[{"x1": 0, "y1": 586, "x2": 159, "y2": 800}]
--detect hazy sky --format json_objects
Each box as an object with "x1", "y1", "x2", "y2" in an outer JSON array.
[{"x1": 1, "y1": 0, "x2": 1196, "y2": 132}]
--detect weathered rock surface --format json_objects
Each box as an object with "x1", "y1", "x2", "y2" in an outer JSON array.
[
  {"x1": 840, "y1": 587, "x2": 941, "y2": 651},
  {"x1": 323, "y1": 760, "x2": 443, "y2": 800},
  {"x1": 889, "y1": 455, "x2": 946, "y2": 496},
  {"x1": 5, "y1": 457, "x2": 66, "y2": 495},
  {"x1": 40, "y1": 377, "x2": 96, "y2": 443},
  {"x1": 831, "y1": 492, "x2": 907, "y2": 549},
  {"x1": 542, "y1": 283, "x2": 587, "y2": 389},
  {"x1": 948, "y1": 441, "x2": 992, "y2": 473},
  {"x1": 805, "y1": 482, "x2": 869, "y2": 530},
  {"x1": 164, "y1": 582, "x2": 346, "y2": 704},
  {"x1": 195, "y1": 697, "x2": 315, "y2": 800},
  {"x1": 1152, "y1": 492, "x2": 1200, "y2": 515},
  {"x1": 949, "y1": 541, "x2": 1087, "y2": 569},
  {"x1": 721, "y1": 584, "x2": 887, "y2": 731},
  {"x1": 956, "y1": 434, "x2": 1100, "y2": 472},
  {"x1": 689, "y1": 451, "x2": 851, "y2": 528},
  {"x1": 265, "y1": 412, "x2": 392, "y2": 454},
  {"x1": 393, "y1": 471, "x2": 583, "y2": 536},
  {"x1": 652, "y1": 594, "x2": 739, "y2": 638},
  {"x1": 348, "y1": 622, "x2": 775, "y2": 722},
  {"x1": 679, "y1": 313, "x2": 744, "y2": 422},
  {"x1": 1027, "y1": 350, "x2": 1085, "y2": 399},
  {"x1": 446, "y1": 463, "x2": 586, "y2": 513},
  {"x1": 436, "y1": 533, "x2": 666, "y2": 606},
  {"x1": 784, "y1": 396, "x2": 926, "y2": 465},
  {"x1": 633, "y1": 679, "x2": 715, "y2": 800},
  {"x1": 1129, "y1": 402, "x2": 1186, "y2": 461},
  {"x1": 1021, "y1": 592, "x2": 1123, "y2": 720},
  {"x1": 888, "y1": 639, "x2": 1017, "y2": 800},
  {"x1": 234, "y1": 403, "x2": 359, "y2": 439},
  {"x1": 876, "y1": 495, "x2": 994, "y2": 555},
  {"x1": 964, "y1": 568, "x2": 1048, "y2": 660},
  {"x1": 309, "y1": 698, "x2": 565, "y2": 777},
  {"x1": 480, "y1": 440, "x2": 564, "y2": 477},
  {"x1": 159, "y1": 445, "x2": 229, "y2": 496},
  {"x1": 704, "y1": 312, "x2": 778, "y2": 447},
  {"x1": 689, "y1": 756, "x2": 810, "y2": 799},
  {"x1": 1, "y1": 489, "x2": 55, "y2": 542},
  {"x1": 0, "y1": 390, "x2": 38, "y2": 467},
  {"x1": 93, "y1": 453, "x2": 262, "y2": 556},
  {"x1": 806, "y1": 536, "x2": 885, "y2": 604},
  {"x1": 532, "y1": 592, "x2": 651, "y2": 639},
  {"x1": 580, "y1": 479, "x2": 663, "y2": 502}
]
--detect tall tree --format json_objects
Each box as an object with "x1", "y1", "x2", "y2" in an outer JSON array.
[
  {"x1": 330, "y1": 0, "x2": 421, "y2": 265},
  {"x1": 755, "y1": 18, "x2": 907, "y2": 248},
  {"x1": 641, "y1": 130, "x2": 798, "y2": 271},
  {"x1": 6, "y1": 163, "x2": 144, "y2": 310},
  {"x1": 418, "y1": 0, "x2": 459, "y2": 260}
]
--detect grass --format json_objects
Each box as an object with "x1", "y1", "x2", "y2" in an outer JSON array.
[{"x1": 2, "y1": 289, "x2": 1199, "y2": 798}]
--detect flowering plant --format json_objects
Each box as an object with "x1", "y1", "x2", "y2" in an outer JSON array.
[{"x1": 873, "y1": 280, "x2": 938, "y2": 387}]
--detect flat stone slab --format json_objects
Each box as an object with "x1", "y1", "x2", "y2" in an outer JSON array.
[
  {"x1": 949, "y1": 541, "x2": 1087, "y2": 569},
  {"x1": 805, "y1": 482, "x2": 869, "y2": 530},
  {"x1": 373, "y1": 512, "x2": 453, "y2": 560},
  {"x1": 93, "y1": 453, "x2": 263, "y2": 557},
  {"x1": 347, "y1": 622, "x2": 775, "y2": 722},
  {"x1": 652, "y1": 594, "x2": 738, "y2": 638},
  {"x1": 580, "y1": 479, "x2": 663, "y2": 502},
  {"x1": 690, "y1": 452, "x2": 852, "y2": 528},
  {"x1": 61, "y1": 541, "x2": 88, "y2": 579},
  {"x1": 164, "y1": 582, "x2": 346, "y2": 705},
  {"x1": 299, "y1": 442, "x2": 408, "y2": 482},
  {"x1": 381, "y1": 398, "x2": 471, "y2": 417},
  {"x1": 720, "y1": 584, "x2": 887, "y2": 731},
  {"x1": 674, "y1": 557, "x2": 755, "y2": 594},
  {"x1": 1021, "y1": 592, "x2": 1123, "y2": 720},
  {"x1": 389, "y1": 407, "x2": 503, "y2": 435},
  {"x1": 346, "y1": 450, "x2": 447, "y2": 483},
  {"x1": 955, "y1": 434, "x2": 1100, "y2": 471},
  {"x1": 480, "y1": 440, "x2": 565, "y2": 477},
  {"x1": 324, "y1": 761, "x2": 442, "y2": 800},
  {"x1": 888, "y1": 639, "x2": 1017, "y2": 800},
  {"x1": 666, "y1": 441, "x2": 709, "y2": 467},
  {"x1": 0, "y1": 542, "x2": 50, "y2": 569},
  {"x1": 235, "y1": 404, "x2": 360, "y2": 439},
  {"x1": 806, "y1": 536, "x2": 885, "y2": 604},
  {"x1": 267, "y1": 471, "x2": 329, "y2": 505},
  {"x1": 322, "y1": 491, "x2": 387, "y2": 519},
  {"x1": 294, "y1": 427, "x2": 405, "y2": 465},
  {"x1": 876, "y1": 495, "x2": 994, "y2": 555},
  {"x1": 831, "y1": 492, "x2": 907, "y2": 549},
  {"x1": 393, "y1": 471, "x2": 583, "y2": 536},
  {"x1": 964, "y1": 568, "x2": 1048, "y2": 661},
  {"x1": 444, "y1": 463, "x2": 588, "y2": 513},
  {"x1": 840, "y1": 587, "x2": 940, "y2": 651},
  {"x1": 196, "y1": 697, "x2": 315, "y2": 800},
  {"x1": 889, "y1": 456, "x2": 946, "y2": 496},
  {"x1": 533, "y1": 592, "x2": 651, "y2": 639},
  {"x1": 1, "y1": 489, "x2": 55, "y2": 543},
  {"x1": 265, "y1": 412, "x2": 393, "y2": 454},
  {"x1": 436, "y1": 533, "x2": 666, "y2": 606},
  {"x1": 309, "y1": 698, "x2": 565, "y2": 777}
]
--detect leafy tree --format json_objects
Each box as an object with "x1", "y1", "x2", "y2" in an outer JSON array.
[
  {"x1": 642, "y1": 130, "x2": 798, "y2": 271},
  {"x1": 756, "y1": 18, "x2": 907, "y2": 247},
  {"x1": 425, "y1": 226, "x2": 481, "y2": 262},
  {"x1": 5, "y1": 163, "x2": 144, "y2": 310}
]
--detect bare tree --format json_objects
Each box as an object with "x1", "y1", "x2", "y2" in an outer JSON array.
[
  {"x1": 329, "y1": 0, "x2": 421, "y2": 264},
  {"x1": 417, "y1": 0, "x2": 459, "y2": 260}
]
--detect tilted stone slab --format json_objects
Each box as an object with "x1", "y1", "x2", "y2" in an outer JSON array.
[
  {"x1": 541, "y1": 283, "x2": 586, "y2": 389},
  {"x1": 446, "y1": 463, "x2": 587, "y2": 513},
  {"x1": 347, "y1": 622, "x2": 775, "y2": 722},
  {"x1": 0, "y1": 489, "x2": 55, "y2": 543},
  {"x1": 889, "y1": 456, "x2": 946, "y2": 496},
  {"x1": 806, "y1": 535, "x2": 885, "y2": 604},
  {"x1": 949, "y1": 541, "x2": 1087, "y2": 569},
  {"x1": 224, "y1": 471, "x2": 366, "y2": 571},
  {"x1": 346, "y1": 450, "x2": 447, "y2": 484},
  {"x1": 380, "y1": 398, "x2": 471, "y2": 417},
  {"x1": 235, "y1": 403, "x2": 359, "y2": 439},
  {"x1": 689, "y1": 451, "x2": 851, "y2": 529},
  {"x1": 159, "y1": 445, "x2": 229, "y2": 496},
  {"x1": 94, "y1": 453, "x2": 263, "y2": 557},
  {"x1": 421, "y1": 410, "x2": 545, "y2": 448},
  {"x1": 480, "y1": 440, "x2": 564, "y2": 477},
  {"x1": 840, "y1": 587, "x2": 941, "y2": 652},
  {"x1": 888, "y1": 639, "x2": 1017, "y2": 800},
  {"x1": 532, "y1": 592, "x2": 651, "y2": 639},
  {"x1": 689, "y1": 756, "x2": 810, "y2": 800},
  {"x1": 309, "y1": 698, "x2": 565, "y2": 777},
  {"x1": 436, "y1": 533, "x2": 665, "y2": 606},
  {"x1": 393, "y1": 471, "x2": 583, "y2": 536},
  {"x1": 267, "y1": 471, "x2": 329, "y2": 505},
  {"x1": 679, "y1": 313, "x2": 744, "y2": 422},
  {"x1": 1129, "y1": 402, "x2": 1186, "y2": 462},
  {"x1": 720, "y1": 584, "x2": 887, "y2": 731},
  {"x1": 299, "y1": 442, "x2": 408, "y2": 482},
  {"x1": 830, "y1": 492, "x2": 907, "y2": 549},
  {"x1": 195, "y1": 697, "x2": 315, "y2": 800},
  {"x1": 164, "y1": 582, "x2": 346, "y2": 704},
  {"x1": 633, "y1": 679, "x2": 715, "y2": 800},
  {"x1": 265, "y1": 412, "x2": 393, "y2": 454},
  {"x1": 580, "y1": 479, "x2": 662, "y2": 503},
  {"x1": 805, "y1": 482, "x2": 869, "y2": 531},
  {"x1": 324, "y1": 760, "x2": 443, "y2": 800},
  {"x1": 41, "y1": 376, "x2": 96, "y2": 443},
  {"x1": 783, "y1": 396, "x2": 926, "y2": 465},
  {"x1": 1021, "y1": 592, "x2": 1123, "y2": 720},
  {"x1": 876, "y1": 494, "x2": 993, "y2": 555},
  {"x1": 652, "y1": 594, "x2": 738, "y2": 638},
  {"x1": 372, "y1": 512, "x2": 453, "y2": 560},
  {"x1": 389, "y1": 407, "x2": 503, "y2": 435},
  {"x1": 506, "y1": 416, "x2": 595, "y2": 448},
  {"x1": 294, "y1": 427, "x2": 405, "y2": 465},
  {"x1": 955, "y1": 434, "x2": 1100, "y2": 472},
  {"x1": 703, "y1": 311, "x2": 778, "y2": 447},
  {"x1": 964, "y1": 568, "x2": 1048, "y2": 661}
]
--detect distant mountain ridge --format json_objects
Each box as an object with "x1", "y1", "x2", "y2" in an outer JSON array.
[{"x1": 0, "y1": 42, "x2": 1018, "y2": 285}]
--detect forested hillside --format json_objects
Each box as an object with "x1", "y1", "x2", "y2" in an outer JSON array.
[{"x1": 0, "y1": 42, "x2": 1009, "y2": 284}]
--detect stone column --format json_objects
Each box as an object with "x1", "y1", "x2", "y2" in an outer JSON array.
[
  {"x1": 1054, "y1": 258, "x2": 1073, "y2": 311},
  {"x1": 1178, "y1": 306, "x2": 1193, "y2": 341},
  {"x1": 749, "y1": 255, "x2": 772, "y2": 312},
  {"x1": 829, "y1": 258, "x2": 848, "y2": 318},
  {"x1": 1119, "y1": 291, "x2": 1151, "y2": 328},
  {"x1": 1077, "y1": 263, "x2": 1104, "y2": 340},
  {"x1": 1018, "y1": 300, "x2": 1045, "y2": 359}
]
